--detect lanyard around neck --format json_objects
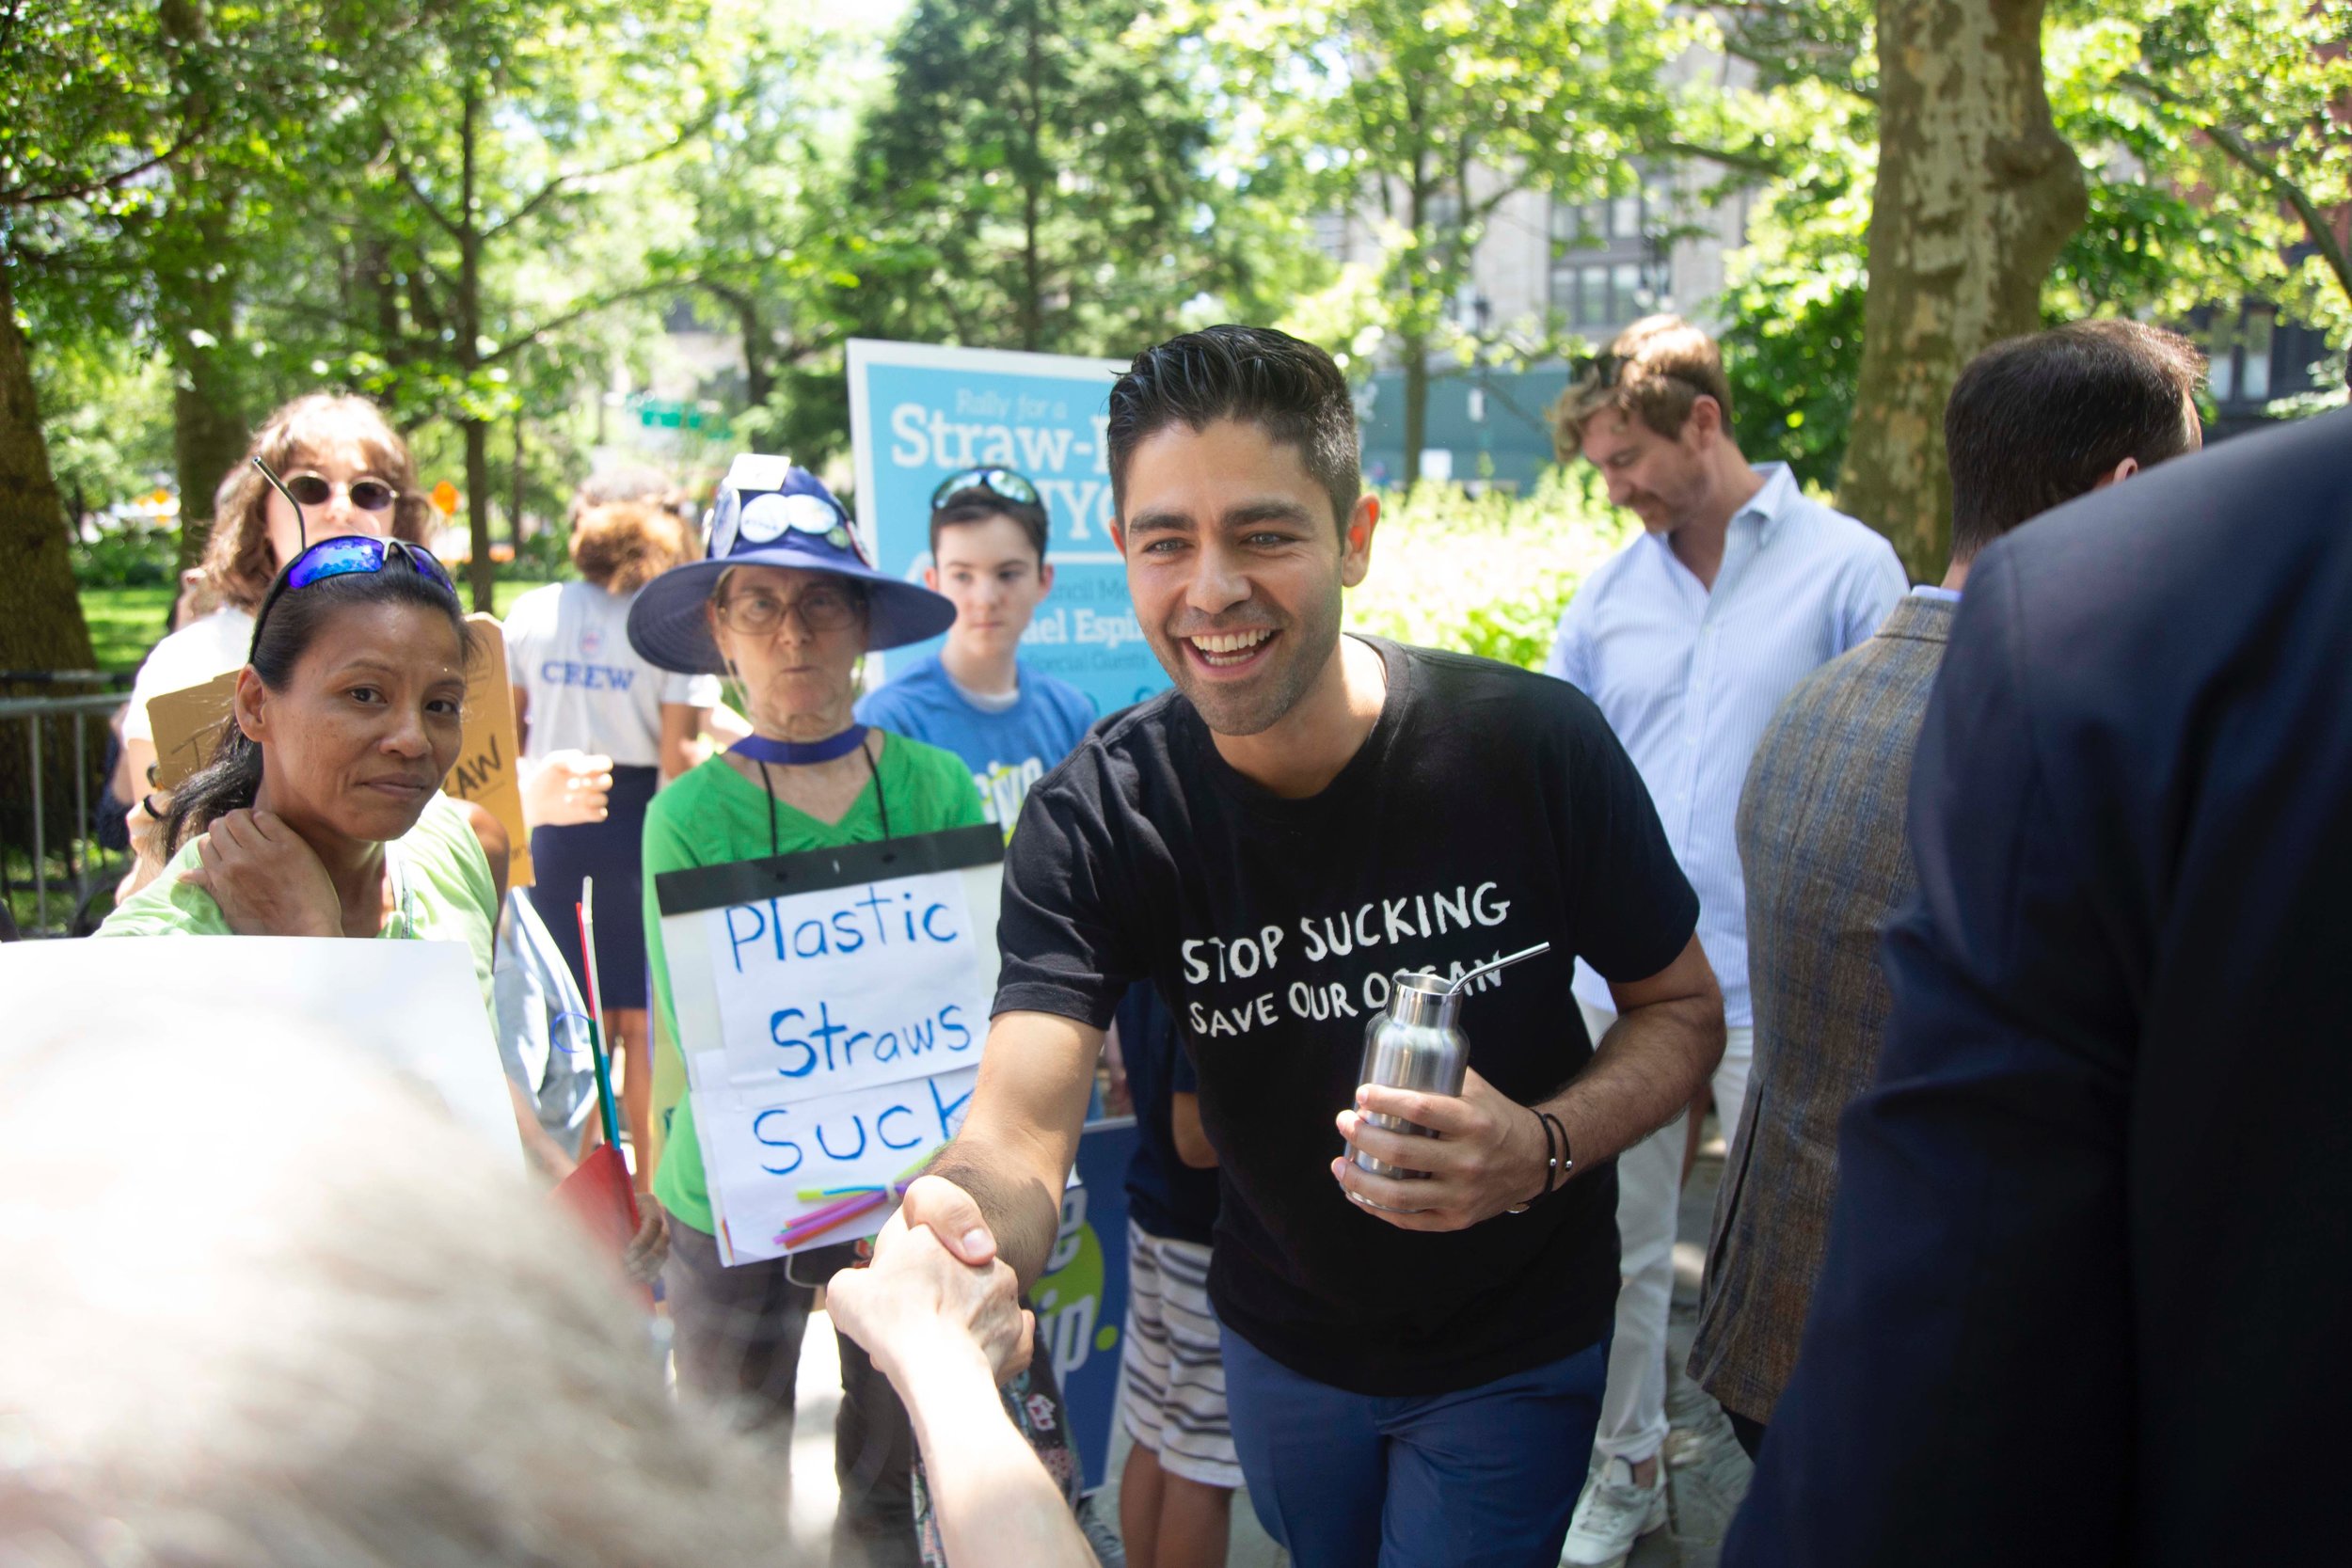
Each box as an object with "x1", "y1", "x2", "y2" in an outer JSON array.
[{"x1": 753, "y1": 736, "x2": 891, "y2": 858}]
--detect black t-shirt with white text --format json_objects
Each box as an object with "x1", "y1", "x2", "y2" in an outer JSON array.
[{"x1": 995, "y1": 638, "x2": 1698, "y2": 1396}]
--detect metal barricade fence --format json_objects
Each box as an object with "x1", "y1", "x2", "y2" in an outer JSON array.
[{"x1": 0, "y1": 685, "x2": 133, "y2": 939}]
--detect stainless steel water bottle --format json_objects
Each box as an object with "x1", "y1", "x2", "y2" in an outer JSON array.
[
  {"x1": 1353, "y1": 971, "x2": 1469, "y2": 1180},
  {"x1": 1349, "y1": 943, "x2": 1552, "y2": 1187}
]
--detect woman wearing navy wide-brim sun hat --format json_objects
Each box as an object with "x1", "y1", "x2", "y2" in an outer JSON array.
[{"x1": 626, "y1": 457, "x2": 993, "y2": 1554}]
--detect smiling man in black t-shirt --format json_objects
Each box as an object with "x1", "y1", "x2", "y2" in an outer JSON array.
[{"x1": 877, "y1": 325, "x2": 1725, "y2": 1567}]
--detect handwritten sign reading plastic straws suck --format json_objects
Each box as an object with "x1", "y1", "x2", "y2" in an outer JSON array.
[{"x1": 658, "y1": 830, "x2": 1003, "y2": 1264}]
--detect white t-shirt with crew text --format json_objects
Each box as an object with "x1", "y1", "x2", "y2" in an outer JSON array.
[{"x1": 501, "y1": 581, "x2": 720, "y2": 768}]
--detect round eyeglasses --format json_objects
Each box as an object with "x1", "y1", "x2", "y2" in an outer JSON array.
[
  {"x1": 283, "y1": 470, "x2": 398, "y2": 513},
  {"x1": 714, "y1": 580, "x2": 866, "y2": 636}
]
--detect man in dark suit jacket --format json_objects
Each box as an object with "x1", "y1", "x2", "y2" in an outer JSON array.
[
  {"x1": 1692, "y1": 321, "x2": 2206, "y2": 1456},
  {"x1": 1724, "y1": 397, "x2": 2352, "y2": 1565}
]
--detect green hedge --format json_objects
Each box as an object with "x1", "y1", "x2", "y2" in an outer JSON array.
[
  {"x1": 1344, "y1": 471, "x2": 1630, "y2": 671},
  {"x1": 72, "y1": 526, "x2": 181, "y2": 589}
]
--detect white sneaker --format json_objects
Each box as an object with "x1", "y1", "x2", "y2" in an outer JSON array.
[{"x1": 1559, "y1": 1455, "x2": 1668, "y2": 1567}]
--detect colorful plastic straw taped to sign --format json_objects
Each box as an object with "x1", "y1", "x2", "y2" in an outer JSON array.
[{"x1": 774, "y1": 1146, "x2": 941, "y2": 1246}]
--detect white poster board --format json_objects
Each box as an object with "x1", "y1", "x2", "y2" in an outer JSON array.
[
  {"x1": 0, "y1": 937, "x2": 522, "y2": 1165},
  {"x1": 657, "y1": 825, "x2": 1005, "y2": 1265}
]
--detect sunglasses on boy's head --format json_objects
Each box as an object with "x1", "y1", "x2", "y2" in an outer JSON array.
[{"x1": 930, "y1": 466, "x2": 1041, "y2": 511}]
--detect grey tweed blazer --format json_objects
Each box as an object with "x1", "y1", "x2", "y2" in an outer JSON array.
[{"x1": 1687, "y1": 593, "x2": 1954, "y2": 1424}]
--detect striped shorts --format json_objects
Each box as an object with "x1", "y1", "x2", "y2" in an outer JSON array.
[{"x1": 1120, "y1": 1219, "x2": 1244, "y2": 1489}]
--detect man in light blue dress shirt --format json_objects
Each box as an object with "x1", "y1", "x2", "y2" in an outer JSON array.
[{"x1": 1544, "y1": 316, "x2": 1905, "y2": 1566}]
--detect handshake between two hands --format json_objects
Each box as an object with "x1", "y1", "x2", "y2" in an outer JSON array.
[
  {"x1": 829, "y1": 1176, "x2": 1037, "y2": 1387},
  {"x1": 841, "y1": 1071, "x2": 1543, "y2": 1387}
]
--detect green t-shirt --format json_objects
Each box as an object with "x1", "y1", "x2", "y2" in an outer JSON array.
[
  {"x1": 95, "y1": 792, "x2": 500, "y2": 1010},
  {"x1": 644, "y1": 733, "x2": 989, "y2": 1237}
]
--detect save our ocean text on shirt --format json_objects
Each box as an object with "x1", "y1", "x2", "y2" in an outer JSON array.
[{"x1": 1176, "y1": 879, "x2": 1525, "y2": 1038}]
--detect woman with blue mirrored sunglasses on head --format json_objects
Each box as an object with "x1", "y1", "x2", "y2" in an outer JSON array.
[{"x1": 97, "y1": 528, "x2": 500, "y2": 969}]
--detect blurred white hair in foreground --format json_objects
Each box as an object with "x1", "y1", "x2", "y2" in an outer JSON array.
[{"x1": 0, "y1": 997, "x2": 793, "y2": 1568}]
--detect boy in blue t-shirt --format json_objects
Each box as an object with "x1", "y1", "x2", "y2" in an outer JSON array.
[{"x1": 856, "y1": 467, "x2": 1096, "y2": 833}]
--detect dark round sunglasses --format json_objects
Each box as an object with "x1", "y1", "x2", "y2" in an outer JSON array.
[
  {"x1": 930, "y1": 466, "x2": 1041, "y2": 511},
  {"x1": 282, "y1": 470, "x2": 399, "y2": 513}
]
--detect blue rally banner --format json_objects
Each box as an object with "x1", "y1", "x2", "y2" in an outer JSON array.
[{"x1": 847, "y1": 339, "x2": 1171, "y2": 718}]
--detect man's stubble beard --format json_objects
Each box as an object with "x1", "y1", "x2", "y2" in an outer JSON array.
[{"x1": 1149, "y1": 577, "x2": 1343, "y2": 739}]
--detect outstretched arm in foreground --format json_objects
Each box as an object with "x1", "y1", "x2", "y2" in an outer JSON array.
[{"x1": 828, "y1": 1216, "x2": 1093, "y2": 1568}]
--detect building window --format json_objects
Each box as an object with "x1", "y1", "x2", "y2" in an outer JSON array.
[
  {"x1": 1579, "y1": 268, "x2": 1609, "y2": 325},
  {"x1": 2208, "y1": 303, "x2": 2281, "y2": 407},
  {"x1": 1548, "y1": 170, "x2": 1673, "y2": 331},
  {"x1": 1548, "y1": 260, "x2": 1667, "y2": 328},
  {"x1": 2241, "y1": 307, "x2": 2275, "y2": 402},
  {"x1": 1613, "y1": 263, "x2": 1644, "y2": 315}
]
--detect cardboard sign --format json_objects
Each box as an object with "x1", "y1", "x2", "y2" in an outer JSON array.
[
  {"x1": 656, "y1": 825, "x2": 1006, "y2": 1264},
  {"x1": 141, "y1": 613, "x2": 532, "y2": 887},
  {"x1": 444, "y1": 614, "x2": 533, "y2": 888},
  {"x1": 146, "y1": 670, "x2": 238, "y2": 789},
  {"x1": 0, "y1": 936, "x2": 522, "y2": 1165},
  {"x1": 848, "y1": 340, "x2": 1170, "y2": 717}
]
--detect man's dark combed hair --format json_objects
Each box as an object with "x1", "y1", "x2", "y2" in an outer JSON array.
[
  {"x1": 1945, "y1": 319, "x2": 2206, "y2": 562},
  {"x1": 930, "y1": 489, "x2": 1051, "y2": 562},
  {"x1": 1105, "y1": 325, "x2": 1360, "y2": 531}
]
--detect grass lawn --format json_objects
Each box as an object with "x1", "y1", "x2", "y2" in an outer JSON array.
[
  {"x1": 78, "y1": 585, "x2": 177, "y2": 675},
  {"x1": 77, "y1": 578, "x2": 562, "y2": 676}
]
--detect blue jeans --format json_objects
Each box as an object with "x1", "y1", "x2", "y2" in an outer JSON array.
[{"x1": 1221, "y1": 1327, "x2": 1609, "y2": 1568}]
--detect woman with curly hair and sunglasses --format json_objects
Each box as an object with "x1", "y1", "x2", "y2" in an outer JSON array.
[{"x1": 117, "y1": 393, "x2": 438, "y2": 892}]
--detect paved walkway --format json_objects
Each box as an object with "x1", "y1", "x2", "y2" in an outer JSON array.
[{"x1": 778, "y1": 1129, "x2": 1750, "y2": 1567}]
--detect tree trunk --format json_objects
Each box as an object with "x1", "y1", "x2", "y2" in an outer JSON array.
[
  {"x1": 1402, "y1": 341, "x2": 1429, "y2": 490},
  {"x1": 0, "y1": 263, "x2": 103, "y2": 865},
  {"x1": 166, "y1": 183, "x2": 251, "y2": 573},
  {"x1": 0, "y1": 266, "x2": 98, "y2": 676},
  {"x1": 509, "y1": 412, "x2": 526, "y2": 553},
  {"x1": 1018, "y1": 0, "x2": 1044, "y2": 353},
  {"x1": 458, "y1": 79, "x2": 495, "y2": 611},
  {"x1": 1836, "y1": 0, "x2": 2086, "y2": 578},
  {"x1": 464, "y1": 418, "x2": 493, "y2": 610},
  {"x1": 737, "y1": 295, "x2": 773, "y2": 409},
  {"x1": 1398, "y1": 148, "x2": 1434, "y2": 490},
  {"x1": 157, "y1": 0, "x2": 247, "y2": 573}
]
